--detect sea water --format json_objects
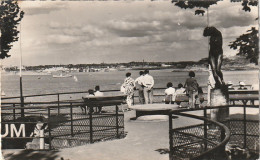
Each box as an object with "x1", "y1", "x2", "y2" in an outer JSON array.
[{"x1": 2, "y1": 70, "x2": 258, "y2": 102}]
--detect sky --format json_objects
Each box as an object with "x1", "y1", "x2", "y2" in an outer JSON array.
[{"x1": 1, "y1": 0, "x2": 258, "y2": 66}]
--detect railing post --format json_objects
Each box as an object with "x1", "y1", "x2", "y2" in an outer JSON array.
[
  {"x1": 21, "y1": 96, "x2": 25, "y2": 118},
  {"x1": 243, "y1": 105, "x2": 247, "y2": 149},
  {"x1": 13, "y1": 104, "x2": 16, "y2": 121},
  {"x1": 89, "y1": 106, "x2": 93, "y2": 143},
  {"x1": 203, "y1": 108, "x2": 208, "y2": 151},
  {"x1": 169, "y1": 111, "x2": 173, "y2": 160},
  {"x1": 116, "y1": 105, "x2": 119, "y2": 138},
  {"x1": 70, "y1": 103, "x2": 74, "y2": 137},
  {"x1": 220, "y1": 128, "x2": 225, "y2": 153},
  {"x1": 48, "y1": 107, "x2": 52, "y2": 150},
  {"x1": 57, "y1": 94, "x2": 60, "y2": 115}
]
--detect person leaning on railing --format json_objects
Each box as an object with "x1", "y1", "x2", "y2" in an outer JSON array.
[
  {"x1": 142, "y1": 69, "x2": 154, "y2": 104},
  {"x1": 134, "y1": 71, "x2": 145, "y2": 104}
]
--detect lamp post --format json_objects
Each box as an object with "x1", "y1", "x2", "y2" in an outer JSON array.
[{"x1": 19, "y1": 22, "x2": 24, "y2": 117}]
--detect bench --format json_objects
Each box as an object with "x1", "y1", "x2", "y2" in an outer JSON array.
[
  {"x1": 82, "y1": 95, "x2": 127, "y2": 114},
  {"x1": 228, "y1": 90, "x2": 259, "y2": 105},
  {"x1": 174, "y1": 94, "x2": 206, "y2": 103},
  {"x1": 129, "y1": 104, "x2": 179, "y2": 120}
]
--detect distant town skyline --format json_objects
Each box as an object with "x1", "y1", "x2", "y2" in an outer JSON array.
[{"x1": 1, "y1": 0, "x2": 258, "y2": 66}]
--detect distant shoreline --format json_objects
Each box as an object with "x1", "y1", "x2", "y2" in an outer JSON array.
[{"x1": 2, "y1": 68, "x2": 258, "y2": 76}]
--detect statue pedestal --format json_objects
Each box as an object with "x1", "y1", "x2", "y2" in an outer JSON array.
[{"x1": 210, "y1": 89, "x2": 229, "y2": 123}]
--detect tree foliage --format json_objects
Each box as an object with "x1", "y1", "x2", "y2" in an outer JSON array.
[
  {"x1": 0, "y1": 0, "x2": 24, "y2": 59},
  {"x1": 229, "y1": 27, "x2": 258, "y2": 65},
  {"x1": 172, "y1": 0, "x2": 219, "y2": 17},
  {"x1": 173, "y1": 0, "x2": 258, "y2": 15},
  {"x1": 173, "y1": 0, "x2": 218, "y2": 10}
]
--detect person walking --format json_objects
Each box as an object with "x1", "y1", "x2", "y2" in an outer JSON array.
[
  {"x1": 122, "y1": 72, "x2": 135, "y2": 107},
  {"x1": 142, "y1": 69, "x2": 154, "y2": 104},
  {"x1": 184, "y1": 71, "x2": 199, "y2": 109},
  {"x1": 134, "y1": 71, "x2": 145, "y2": 104}
]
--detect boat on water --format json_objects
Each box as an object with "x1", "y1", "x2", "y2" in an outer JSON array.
[
  {"x1": 52, "y1": 73, "x2": 72, "y2": 78},
  {"x1": 1, "y1": 91, "x2": 6, "y2": 96}
]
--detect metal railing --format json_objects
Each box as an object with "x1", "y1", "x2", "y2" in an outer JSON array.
[
  {"x1": 1, "y1": 101, "x2": 125, "y2": 150},
  {"x1": 169, "y1": 109, "x2": 230, "y2": 160},
  {"x1": 169, "y1": 104, "x2": 259, "y2": 160},
  {"x1": 1, "y1": 86, "x2": 209, "y2": 106}
]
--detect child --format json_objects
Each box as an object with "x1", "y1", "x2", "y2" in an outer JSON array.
[
  {"x1": 94, "y1": 86, "x2": 104, "y2": 113},
  {"x1": 197, "y1": 87, "x2": 204, "y2": 108},
  {"x1": 175, "y1": 83, "x2": 186, "y2": 108},
  {"x1": 164, "y1": 82, "x2": 176, "y2": 104},
  {"x1": 184, "y1": 71, "x2": 199, "y2": 109}
]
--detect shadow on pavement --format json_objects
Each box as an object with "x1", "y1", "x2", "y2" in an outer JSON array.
[{"x1": 4, "y1": 149, "x2": 61, "y2": 160}]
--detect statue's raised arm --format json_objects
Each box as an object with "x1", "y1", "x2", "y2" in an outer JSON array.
[{"x1": 203, "y1": 26, "x2": 225, "y2": 89}]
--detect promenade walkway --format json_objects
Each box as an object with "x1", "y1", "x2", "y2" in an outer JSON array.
[{"x1": 2, "y1": 105, "x2": 258, "y2": 160}]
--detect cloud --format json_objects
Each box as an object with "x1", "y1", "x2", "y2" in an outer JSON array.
[
  {"x1": 107, "y1": 19, "x2": 162, "y2": 37},
  {"x1": 209, "y1": 1, "x2": 257, "y2": 28},
  {"x1": 47, "y1": 35, "x2": 79, "y2": 44},
  {"x1": 82, "y1": 36, "x2": 151, "y2": 47},
  {"x1": 21, "y1": 1, "x2": 67, "y2": 15},
  {"x1": 5, "y1": 1, "x2": 257, "y2": 66}
]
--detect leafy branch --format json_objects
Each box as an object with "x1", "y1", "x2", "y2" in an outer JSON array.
[
  {"x1": 229, "y1": 27, "x2": 258, "y2": 65},
  {"x1": 0, "y1": 0, "x2": 24, "y2": 59}
]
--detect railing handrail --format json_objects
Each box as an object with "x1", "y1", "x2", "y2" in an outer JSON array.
[
  {"x1": 1, "y1": 101, "x2": 83, "y2": 105},
  {"x1": 1, "y1": 86, "x2": 209, "y2": 100},
  {"x1": 171, "y1": 104, "x2": 259, "y2": 114}
]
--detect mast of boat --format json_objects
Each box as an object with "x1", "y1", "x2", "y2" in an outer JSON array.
[{"x1": 19, "y1": 21, "x2": 24, "y2": 117}]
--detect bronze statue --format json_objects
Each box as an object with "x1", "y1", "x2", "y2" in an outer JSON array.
[{"x1": 203, "y1": 26, "x2": 225, "y2": 89}]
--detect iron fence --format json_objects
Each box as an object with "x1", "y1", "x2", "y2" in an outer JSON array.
[
  {"x1": 1, "y1": 101, "x2": 125, "y2": 150},
  {"x1": 169, "y1": 105, "x2": 259, "y2": 160},
  {"x1": 169, "y1": 110, "x2": 230, "y2": 160}
]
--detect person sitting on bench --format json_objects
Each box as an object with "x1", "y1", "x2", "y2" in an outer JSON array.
[
  {"x1": 238, "y1": 81, "x2": 247, "y2": 90},
  {"x1": 164, "y1": 82, "x2": 176, "y2": 104},
  {"x1": 94, "y1": 85, "x2": 104, "y2": 113},
  {"x1": 175, "y1": 83, "x2": 186, "y2": 108}
]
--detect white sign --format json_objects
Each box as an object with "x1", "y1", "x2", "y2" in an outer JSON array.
[{"x1": 1, "y1": 124, "x2": 26, "y2": 138}]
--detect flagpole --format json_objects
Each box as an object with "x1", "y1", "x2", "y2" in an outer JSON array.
[
  {"x1": 19, "y1": 21, "x2": 24, "y2": 117},
  {"x1": 207, "y1": 7, "x2": 211, "y2": 106}
]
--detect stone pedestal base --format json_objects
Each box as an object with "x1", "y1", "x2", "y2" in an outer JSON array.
[
  {"x1": 210, "y1": 89, "x2": 229, "y2": 122},
  {"x1": 26, "y1": 138, "x2": 49, "y2": 149}
]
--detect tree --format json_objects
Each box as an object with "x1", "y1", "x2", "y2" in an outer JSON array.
[
  {"x1": 229, "y1": 27, "x2": 258, "y2": 65},
  {"x1": 0, "y1": 0, "x2": 24, "y2": 59}
]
